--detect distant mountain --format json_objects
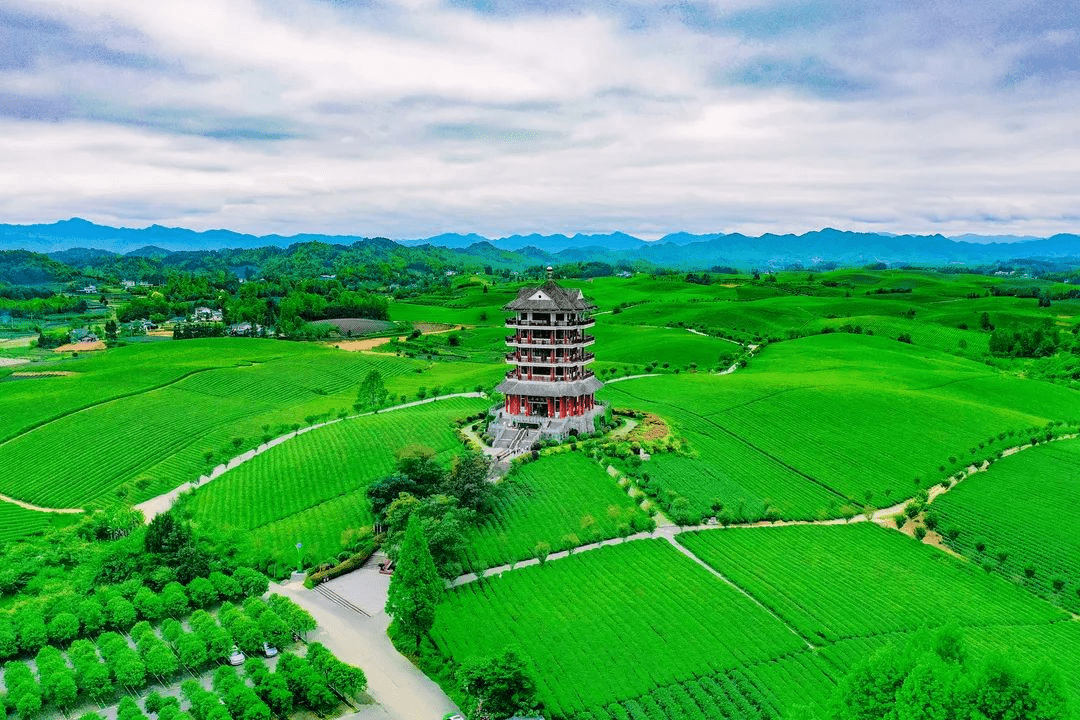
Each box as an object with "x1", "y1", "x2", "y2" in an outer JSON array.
[{"x1": 1, "y1": 218, "x2": 1078, "y2": 269}]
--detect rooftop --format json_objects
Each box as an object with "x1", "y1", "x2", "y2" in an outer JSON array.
[{"x1": 504, "y1": 280, "x2": 597, "y2": 312}]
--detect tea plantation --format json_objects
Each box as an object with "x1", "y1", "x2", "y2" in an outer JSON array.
[{"x1": 2, "y1": 267, "x2": 1079, "y2": 719}]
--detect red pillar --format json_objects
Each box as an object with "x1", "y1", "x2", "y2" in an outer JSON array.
[{"x1": 547, "y1": 398, "x2": 554, "y2": 417}]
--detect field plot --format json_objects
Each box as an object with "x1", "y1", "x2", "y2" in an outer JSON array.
[
  {"x1": 678, "y1": 524, "x2": 1066, "y2": 643},
  {"x1": 0, "y1": 338, "x2": 293, "y2": 442},
  {"x1": 185, "y1": 397, "x2": 489, "y2": 567},
  {"x1": 602, "y1": 334, "x2": 1079, "y2": 519},
  {"x1": 591, "y1": 322, "x2": 742, "y2": 374},
  {"x1": 462, "y1": 452, "x2": 653, "y2": 571},
  {"x1": 933, "y1": 439, "x2": 1080, "y2": 612},
  {"x1": 0, "y1": 341, "x2": 423, "y2": 509},
  {"x1": 431, "y1": 540, "x2": 807, "y2": 718},
  {"x1": 594, "y1": 669, "x2": 783, "y2": 720},
  {"x1": 0, "y1": 502, "x2": 79, "y2": 544}
]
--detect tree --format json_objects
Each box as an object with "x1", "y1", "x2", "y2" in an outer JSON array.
[
  {"x1": 357, "y1": 369, "x2": 389, "y2": 408},
  {"x1": 78, "y1": 597, "x2": 106, "y2": 636},
  {"x1": 46, "y1": 611, "x2": 80, "y2": 646},
  {"x1": 134, "y1": 587, "x2": 165, "y2": 622},
  {"x1": 161, "y1": 582, "x2": 190, "y2": 618},
  {"x1": 439, "y1": 451, "x2": 493, "y2": 513},
  {"x1": 186, "y1": 576, "x2": 219, "y2": 609},
  {"x1": 385, "y1": 514, "x2": 443, "y2": 653},
  {"x1": 209, "y1": 572, "x2": 244, "y2": 601},
  {"x1": 831, "y1": 626, "x2": 1069, "y2": 720},
  {"x1": 106, "y1": 596, "x2": 138, "y2": 630},
  {"x1": 232, "y1": 567, "x2": 270, "y2": 598},
  {"x1": 457, "y1": 647, "x2": 539, "y2": 720},
  {"x1": 17, "y1": 609, "x2": 47, "y2": 654},
  {"x1": 266, "y1": 595, "x2": 316, "y2": 639},
  {"x1": 145, "y1": 511, "x2": 193, "y2": 556}
]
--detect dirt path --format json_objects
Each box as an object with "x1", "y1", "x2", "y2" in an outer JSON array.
[
  {"x1": 269, "y1": 581, "x2": 461, "y2": 720},
  {"x1": 0, "y1": 492, "x2": 83, "y2": 514},
  {"x1": 134, "y1": 392, "x2": 486, "y2": 521}
]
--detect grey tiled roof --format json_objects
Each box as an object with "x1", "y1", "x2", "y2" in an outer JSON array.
[
  {"x1": 504, "y1": 280, "x2": 597, "y2": 312},
  {"x1": 496, "y1": 375, "x2": 604, "y2": 396}
]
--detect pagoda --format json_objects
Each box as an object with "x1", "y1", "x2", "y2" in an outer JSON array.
[{"x1": 490, "y1": 273, "x2": 603, "y2": 446}]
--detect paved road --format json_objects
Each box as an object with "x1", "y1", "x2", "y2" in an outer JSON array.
[{"x1": 271, "y1": 568, "x2": 462, "y2": 720}]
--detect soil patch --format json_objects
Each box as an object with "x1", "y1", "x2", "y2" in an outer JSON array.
[
  {"x1": 628, "y1": 412, "x2": 670, "y2": 443},
  {"x1": 10, "y1": 371, "x2": 75, "y2": 378},
  {"x1": 52, "y1": 341, "x2": 106, "y2": 353},
  {"x1": 334, "y1": 337, "x2": 404, "y2": 352},
  {"x1": 0, "y1": 357, "x2": 31, "y2": 367}
]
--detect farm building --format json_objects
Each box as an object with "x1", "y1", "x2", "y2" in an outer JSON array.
[{"x1": 489, "y1": 273, "x2": 602, "y2": 449}]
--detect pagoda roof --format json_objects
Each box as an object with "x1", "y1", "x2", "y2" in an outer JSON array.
[
  {"x1": 504, "y1": 280, "x2": 597, "y2": 312},
  {"x1": 496, "y1": 375, "x2": 603, "y2": 396}
]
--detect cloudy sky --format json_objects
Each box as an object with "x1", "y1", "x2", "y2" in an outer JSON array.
[{"x1": 1, "y1": 0, "x2": 1078, "y2": 239}]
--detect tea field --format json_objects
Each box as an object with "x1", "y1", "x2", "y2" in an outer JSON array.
[
  {"x1": 182, "y1": 396, "x2": 489, "y2": 568},
  {"x1": 430, "y1": 540, "x2": 808, "y2": 717},
  {"x1": 461, "y1": 451, "x2": 654, "y2": 571},
  {"x1": 933, "y1": 438, "x2": 1080, "y2": 612},
  {"x1": 676, "y1": 523, "x2": 1067, "y2": 643},
  {"x1": 0, "y1": 340, "x2": 463, "y2": 510},
  {"x1": 601, "y1": 333, "x2": 1080, "y2": 521}
]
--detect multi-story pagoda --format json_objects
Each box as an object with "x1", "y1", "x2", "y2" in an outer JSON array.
[{"x1": 490, "y1": 274, "x2": 603, "y2": 446}]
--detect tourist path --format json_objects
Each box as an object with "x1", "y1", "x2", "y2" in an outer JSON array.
[
  {"x1": 449, "y1": 434, "x2": 1080, "y2": 588},
  {"x1": 134, "y1": 392, "x2": 485, "y2": 521},
  {"x1": 270, "y1": 576, "x2": 461, "y2": 720}
]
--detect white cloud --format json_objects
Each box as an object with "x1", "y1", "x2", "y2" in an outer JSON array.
[{"x1": 0, "y1": 0, "x2": 1077, "y2": 238}]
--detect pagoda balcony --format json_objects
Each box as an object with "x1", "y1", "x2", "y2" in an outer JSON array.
[
  {"x1": 504, "y1": 334, "x2": 596, "y2": 348},
  {"x1": 505, "y1": 352, "x2": 595, "y2": 366},
  {"x1": 504, "y1": 369, "x2": 596, "y2": 382},
  {"x1": 504, "y1": 317, "x2": 596, "y2": 329}
]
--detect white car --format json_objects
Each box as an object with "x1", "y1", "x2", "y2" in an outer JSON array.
[
  {"x1": 263, "y1": 642, "x2": 278, "y2": 658},
  {"x1": 228, "y1": 648, "x2": 245, "y2": 666}
]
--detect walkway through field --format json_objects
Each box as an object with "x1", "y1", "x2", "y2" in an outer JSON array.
[
  {"x1": 133, "y1": 392, "x2": 486, "y2": 521},
  {"x1": 270, "y1": 571, "x2": 462, "y2": 720}
]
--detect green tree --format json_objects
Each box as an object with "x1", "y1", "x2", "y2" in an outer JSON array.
[
  {"x1": 831, "y1": 626, "x2": 1069, "y2": 720},
  {"x1": 145, "y1": 511, "x2": 193, "y2": 556},
  {"x1": 186, "y1": 576, "x2": 218, "y2": 608},
  {"x1": 458, "y1": 647, "x2": 539, "y2": 720},
  {"x1": 45, "y1": 611, "x2": 80, "y2": 647},
  {"x1": 385, "y1": 514, "x2": 443, "y2": 654},
  {"x1": 16, "y1": 609, "x2": 47, "y2": 654},
  {"x1": 439, "y1": 451, "x2": 493, "y2": 513},
  {"x1": 357, "y1": 369, "x2": 389, "y2": 408}
]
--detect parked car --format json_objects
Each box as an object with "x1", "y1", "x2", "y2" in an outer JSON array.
[
  {"x1": 263, "y1": 642, "x2": 278, "y2": 658},
  {"x1": 228, "y1": 648, "x2": 245, "y2": 666}
]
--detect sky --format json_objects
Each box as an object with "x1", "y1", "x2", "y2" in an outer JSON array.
[{"x1": 0, "y1": 0, "x2": 1078, "y2": 240}]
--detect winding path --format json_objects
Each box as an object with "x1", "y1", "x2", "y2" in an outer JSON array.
[
  {"x1": 449, "y1": 433, "x2": 1080, "y2": 586},
  {"x1": 133, "y1": 392, "x2": 486, "y2": 521}
]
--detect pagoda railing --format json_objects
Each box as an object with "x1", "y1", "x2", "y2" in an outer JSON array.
[
  {"x1": 505, "y1": 318, "x2": 596, "y2": 328},
  {"x1": 504, "y1": 369, "x2": 596, "y2": 382},
  {"x1": 504, "y1": 334, "x2": 595, "y2": 347},
  {"x1": 505, "y1": 352, "x2": 595, "y2": 365}
]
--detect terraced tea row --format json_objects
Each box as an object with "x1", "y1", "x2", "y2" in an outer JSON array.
[
  {"x1": 462, "y1": 452, "x2": 654, "y2": 571},
  {"x1": 184, "y1": 397, "x2": 489, "y2": 567},
  {"x1": 677, "y1": 523, "x2": 1067, "y2": 643},
  {"x1": 0, "y1": 346, "x2": 421, "y2": 509},
  {"x1": 933, "y1": 439, "x2": 1080, "y2": 612},
  {"x1": 432, "y1": 540, "x2": 807, "y2": 717},
  {"x1": 601, "y1": 334, "x2": 1079, "y2": 520}
]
